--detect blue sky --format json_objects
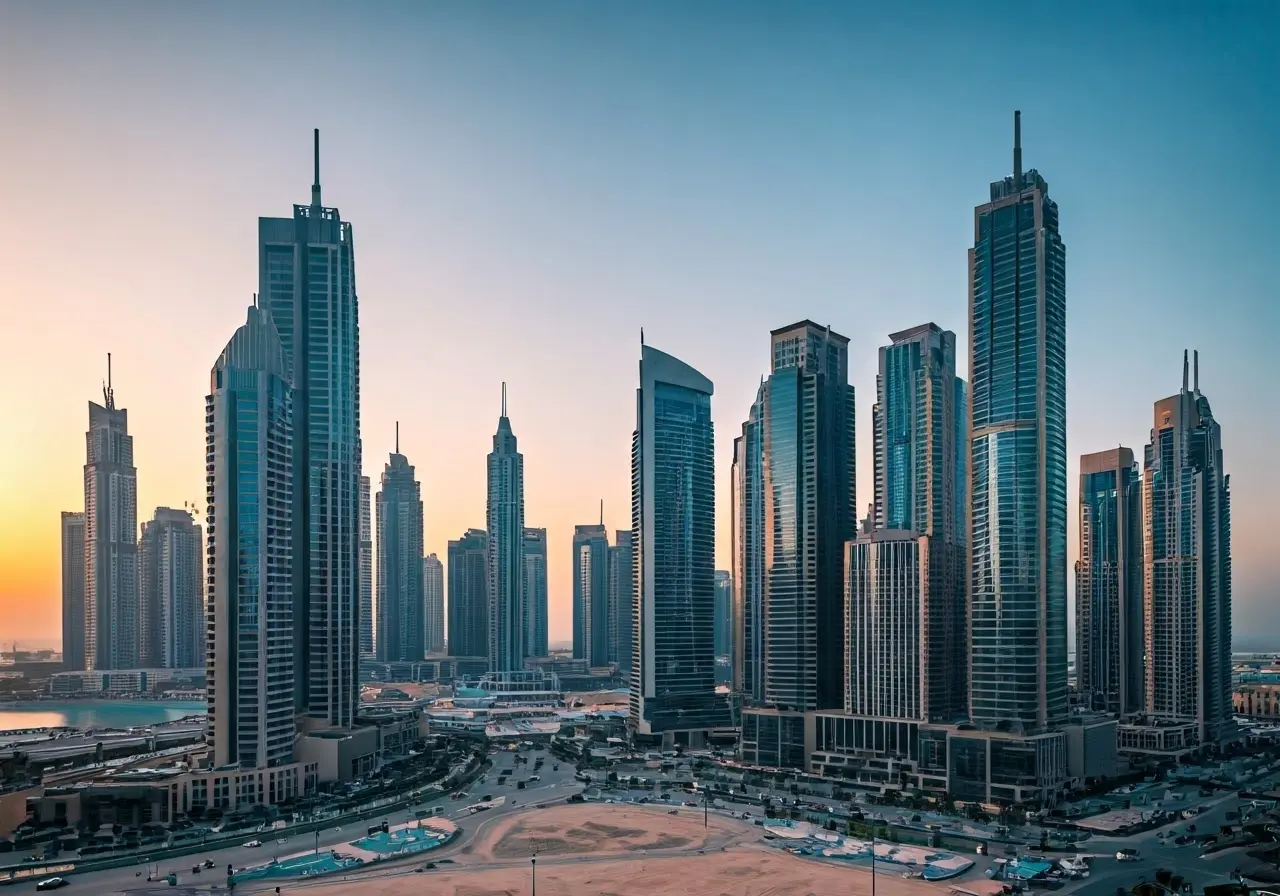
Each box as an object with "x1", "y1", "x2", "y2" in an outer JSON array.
[{"x1": 1, "y1": 0, "x2": 1277, "y2": 643}]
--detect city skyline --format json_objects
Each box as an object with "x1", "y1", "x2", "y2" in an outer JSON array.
[{"x1": 3, "y1": 4, "x2": 1277, "y2": 647}]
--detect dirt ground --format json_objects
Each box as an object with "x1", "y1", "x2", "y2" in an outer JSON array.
[{"x1": 300, "y1": 804, "x2": 946, "y2": 896}]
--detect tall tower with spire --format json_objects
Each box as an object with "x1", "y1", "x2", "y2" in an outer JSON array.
[
  {"x1": 258, "y1": 130, "x2": 362, "y2": 727},
  {"x1": 1143, "y1": 351, "x2": 1232, "y2": 741},
  {"x1": 84, "y1": 353, "x2": 140, "y2": 670},
  {"x1": 376, "y1": 422, "x2": 425, "y2": 663},
  {"x1": 967, "y1": 111, "x2": 1068, "y2": 732},
  {"x1": 487, "y1": 383, "x2": 526, "y2": 671}
]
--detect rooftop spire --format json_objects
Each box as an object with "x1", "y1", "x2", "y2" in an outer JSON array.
[
  {"x1": 1013, "y1": 110, "x2": 1023, "y2": 188},
  {"x1": 395, "y1": 420, "x2": 400, "y2": 454},
  {"x1": 311, "y1": 128, "x2": 322, "y2": 207},
  {"x1": 1182, "y1": 349, "x2": 1190, "y2": 394},
  {"x1": 1193, "y1": 350, "x2": 1200, "y2": 396},
  {"x1": 103, "y1": 352, "x2": 115, "y2": 410},
  {"x1": 501, "y1": 381, "x2": 507, "y2": 418},
  {"x1": 599, "y1": 498, "x2": 603, "y2": 526}
]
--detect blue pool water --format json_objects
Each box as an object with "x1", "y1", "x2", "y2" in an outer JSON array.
[
  {"x1": 353, "y1": 828, "x2": 447, "y2": 855},
  {"x1": 232, "y1": 852, "x2": 361, "y2": 883}
]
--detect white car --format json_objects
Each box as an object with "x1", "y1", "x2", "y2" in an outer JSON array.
[{"x1": 243, "y1": 840, "x2": 262, "y2": 848}]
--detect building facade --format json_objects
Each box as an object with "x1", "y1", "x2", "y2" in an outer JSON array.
[
  {"x1": 967, "y1": 112, "x2": 1068, "y2": 731},
  {"x1": 258, "y1": 130, "x2": 361, "y2": 728},
  {"x1": 1143, "y1": 352, "x2": 1232, "y2": 742},
  {"x1": 84, "y1": 366, "x2": 140, "y2": 671},
  {"x1": 845, "y1": 529, "x2": 922, "y2": 720},
  {"x1": 731, "y1": 383, "x2": 765, "y2": 703},
  {"x1": 447, "y1": 529, "x2": 489, "y2": 659},
  {"x1": 607, "y1": 529, "x2": 633, "y2": 671},
  {"x1": 869, "y1": 323, "x2": 967, "y2": 723},
  {"x1": 139, "y1": 507, "x2": 204, "y2": 669},
  {"x1": 359, "y1": 475, "x2": 374, "y2": 658},
  {"x1": 522, "y1": 528, "x2": 548, "y2": 658},
  {"x1": 423, "y1": 554, "x2": 444, "y2": 654},
  {"x1": 630, "y1": 344, "x2": 726, "y2": 740},
  {"x1": 713, "y1": 571, "x2": 732, "y2": 659},
  {"x1": 572, "y1": 522, "x2": 610, "y2": 666},
  {"x1": 1075, "y1": 447, "x2": 1143, "y2": 715},
  {"x1": 486, "y1": 386, "x2": 525, "y2": 672},
  {"x1": 376, "y1": 435, "x2": 425, "y2": 663},
  {"x1": 757, "y1": 321, "x2": 855, "y2": 712},
  {"x1": 60, "y1": 511, "x2": 86, "y2": 671},
  {"x1": 206, "y1": 305, "x2": 297, "y2": 769}
]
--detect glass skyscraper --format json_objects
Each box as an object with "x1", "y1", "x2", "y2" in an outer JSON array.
[
  {"x1": 206, "y1": 304, "x2": 296, "y2": 769},
  {"x1": 139, "y1": 507, "x2": 203, "y2": 669},
  {"x1": 258, "y1": 131, "x2": 361, "y2": 728},
  {"x1": 359, "y1": 476, "x2": 374, "y2": 658},
  {"x1": 1144, "y1": 352, "x2": 1232, "y2": 741},
  {"x1": 447, "y1": 529, "x2": 489, "y2": 659},
  {"x1": 731, "y1": 382, "x2": 764, "y2": 703},
  {"x1": 630, "y1": 344, "x2": 726, "y2": 739},
  {"x1": 756, "y1": 321, "x2": 855, "y2": 712},
  {"x1": 968, "y1": 112, "x2": 1068, "y2": 731},
  {"x1": 486, "y1": 385, "x2": 525, "y2": 672},
  {"x1": 572, "y1": 522, "x2": 610, "y2": 666},
  {"x1": 608, "y1": 529, "x2": 633, "y2": 671},
  {"x1": 522, "y1": 528, "x2": 549, "y2": 658},
  {"x1": 1075, "y1": 447, "x2": 1143, "y2": 715},
  {"x1": 376, "y1": 431, "x2": 425, "y2": 663}
]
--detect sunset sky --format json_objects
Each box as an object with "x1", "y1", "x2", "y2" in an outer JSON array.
[{"x1": 1, "y1": 2, "x2": 1277, "y2": 648}]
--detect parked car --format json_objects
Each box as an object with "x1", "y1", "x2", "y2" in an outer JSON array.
[
  {"x1": 35, "y1": 879, "x2": 67, "y2": 891},
  {"x1": 243, "y1": 840, "x2": 262, "y2": 848}
]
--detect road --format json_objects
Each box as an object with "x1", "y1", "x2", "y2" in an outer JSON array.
[{"x1": 8, "y1": 751, "x2": 582, "y2": 895}]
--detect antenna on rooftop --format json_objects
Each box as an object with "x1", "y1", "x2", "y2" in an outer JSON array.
[
  {"x1": 103, "y1": 352, "x2": 115, "y2": 410},
  {"x1": 311, "y1": 128, "x2": 322, "y2": 207},
  {"x1": 395, "y1": 420, "x2": 400, "y2": 455},
  {"x1": 1013, "y1": 110, "x2": 1023, "y2": 187}
]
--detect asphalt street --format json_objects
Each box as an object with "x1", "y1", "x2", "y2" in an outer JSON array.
[{"x1": 8, "y1": 752, "x2": 582, "y2": 895}]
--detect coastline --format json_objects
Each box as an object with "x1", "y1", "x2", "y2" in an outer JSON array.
[{"x1": 0, "y1": 697, "x2": 206, "y2": 710}]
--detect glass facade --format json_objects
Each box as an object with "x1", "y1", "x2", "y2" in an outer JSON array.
[
  {"x1": 259, "y1": 184, "x2": 361, "y2": 728},
  {"x1": 522, "y1": 528, "x2": 549, "y2": 659},
  {"x1": 84, "y1": 398, "x2": 139, "y2": 671},
  {"x1": 1075, "y1": 448, "x2": 1143, "y2": 714},
  {"x1": 447, "y1": 529, "x2": 489, "y2": 658},
  {"x1": 968, "y1": 158, "x2": 1068, "y2": 731},
  {"x1": 376, "y1": 451, "x2": 425, "y2": 662},
  {"x1": 359, "y1": 476, "x2": 374, "y2": 658},
  {"x1": 572, "y1": 524, "x2": 610, "y2": 666},
  {"x1": 206, "y1": 306, "x2": 296, "y2": 769},
  {"x1": 607, "y1": 530, "x2": 633, "y2": 670},
  {"x1": 486, "y1": 408, "x2": 525, "y2": 672},
  {"x1": 631, "y1": 346, "x2": 727, "y2": 735},
  {"x1": 731, "y1": 384, "x2": 765, "y2": 703}
]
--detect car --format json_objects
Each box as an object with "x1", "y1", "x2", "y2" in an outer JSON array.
[
  {"x1": 35, "y1": 879, "x2": 67, "y2": 891},
  {"x1": 243, "y1": 840, "x2": 262, "y2": 848},
  {"x1": 191, "y1": 865, "x2": 201, "y2": 874},
  {"x1": 276, "y1": 838, "x2": 288, "y2": 844},
  {"x1": 1116, "y1": 849, "x2": 1140, "y2": 862},
  {"x1": 203, "y1": 860, "x2": 215, "y2": 869}
]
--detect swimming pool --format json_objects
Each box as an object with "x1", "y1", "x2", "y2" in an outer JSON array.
[
  {"x1": 352, "y1": 827, "x2": 449, "y2": 856},
  {"x1": 231, "y1": 851, "x2": 362, "y2": 884}
]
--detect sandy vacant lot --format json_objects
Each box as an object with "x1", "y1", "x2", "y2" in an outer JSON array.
[{"x1": 300, "y1": 804, "x2": 945, "y2": 896}]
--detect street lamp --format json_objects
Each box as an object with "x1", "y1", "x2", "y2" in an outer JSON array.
[
  {"x1": 314, "y1": 829, "x2": 319, "y2": 855},
  {"x1": 531, "y1": 854, "x2": 537, "y2": 896},
  {"x1": 869, "y1": 825, "x2": 877, "y2": 896}
]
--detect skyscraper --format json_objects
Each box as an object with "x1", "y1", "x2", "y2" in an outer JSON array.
[
  {"x1": 486, "y1": 385, "x2": 525, "y2": 672},
  {"x1": 713, "y1": 571, "x2": 732, "y2": 660},
  {"x1": 630, "y1": 344, "x2": 726, "y2": 741},
  {"x1": 447, "y1": 529, "x2": 489, "y2": 659},
  {"x1": 359, "y1": 476, "x2": 374, "y2": 658},
  {"x1": 522, "y1": 528, "x2": 548, "y2": 659},
  {"x1": 206, "y1": 304, "x2": 295, "y2": 769},
  {"x1": 572, "y1": 519, "x2": 610, "y2": 666},
  {"x1": 967, "y1": 112, "x2": 1068, "y2": 731},
  {"x1": 731, "y1": 383, "x2": 764, "y2": 703},
  {"x1": 84, "y1": 357, "x2": 139, "y2": 671},
  {"x1": 865, "y1": 323, "x2": 967, "y2": 722},
  {"x1": 423, "y1": 554, "x2": 445, "y2": 654},
  {"x1": 757, "y1": 321, "x2": 855, "y2": 712},
  {"x1": 607, "y1": 530, "x2": 633, "y2": 672},
  {"x1": 376, "y1": 426, "x2": 424, "y2": 663},
  {"x1": 259, "y1": 130, "x2": 361, "y2": 727},
  {"x1": 1144, "y1": 352, "x2": 1232, "y2": 741},
  {"x1": 1076, "y1": 447, "x2": 1143, "y2": 715},
  {"x1": 139, "y1": 507, "x2": 204, "y2": 669},
  {"x1": 60, "y1": 512, "x2": 86, "y2": 671}
]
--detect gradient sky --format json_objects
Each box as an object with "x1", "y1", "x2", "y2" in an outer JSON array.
[{"x1": 2, "y1": 1, "x2": 1277, "y2": 649}]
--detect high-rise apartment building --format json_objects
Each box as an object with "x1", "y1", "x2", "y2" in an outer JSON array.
[
  {"x1": 630, "y1": 344, "x2": 726, "y2": 740},
  {"x1": 376, "y1": 429, "x2": 424, "y2": 663},
  {"x1": 522, "y1": 528, "x2": 548, "y2": 658},
  {"x1": 139, "y1": 507, "x2": 204, "y2": 669},
  {"x1": 423, "y1": 554, "x2": 444, "y2": 654},
  {"x1": 967, "y1": 112, "x2": 1068, "y2": 731},
  {"x1": 487, "y1": 386, "x2": 525, "y2": 672},
  {"x1": 731, "y1": 383, "x2": 764, "y2": 703},
  {"x1": 359, "y1": 476, "x2": 374, "y2": 658},
  {"x1": 60, "y1": 512, "x2": 86, "y2": 671},
  {"x1": 84, "y1": 359, "x2": 139, "y2": 671},
  {"x1": 258, "y1": 131, "x2": 361, "y2": 727},
  {"x1": 448, "y1": 529, "x2": 489, "y2": 659},
  {"x1": 206, "y1": 305, "x2": 296, "y2": 769},
  {"x1": 862, "y1": 323, "x2": 967, "y2": 723},
  {"x1": 1144, "y1": 352, "x2": 1232, "y2": 741},
  {"x1": 713, "y1": 571, "x2": 732, "y2": 659},
  {"x1": 607, "y1": 530, "x2": 633, "y2": 671},
  {"x1": 572, "y1": 520, "x2": 610, "y2": 666},
  {"x1": 1075, "y1": 447, "x2": 1143, "y2": 715},
  {"x1": 756, "y1": 321, "x2": 855, "y2": 712}
]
